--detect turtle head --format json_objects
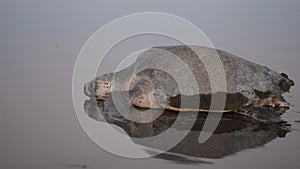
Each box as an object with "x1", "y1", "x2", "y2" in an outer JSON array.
[{"x1": 84, "y1": 73, "x2": 113, "y2": 100}]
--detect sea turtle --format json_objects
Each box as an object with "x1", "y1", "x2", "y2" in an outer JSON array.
[{"x1": 84, "y1": 45, "x2": 294, "y2": 122}]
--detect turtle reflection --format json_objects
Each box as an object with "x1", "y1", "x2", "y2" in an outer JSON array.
[{"x1": 84, "y1": 95, "x2": 290, "y2": 163}]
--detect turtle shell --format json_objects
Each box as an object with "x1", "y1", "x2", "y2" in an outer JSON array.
[{"x1": 112, "y1": 45, "x2": 293, "y2": 109}]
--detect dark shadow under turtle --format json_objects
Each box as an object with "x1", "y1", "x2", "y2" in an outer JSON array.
[
  {"x1": 84, "y1": 97, "x2": 290, "y2": 164},
  {"x1": 84, "y1": 45, "x2": 295, "y2": 123}
]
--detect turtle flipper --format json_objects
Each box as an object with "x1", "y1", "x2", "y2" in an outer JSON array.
[
  {"x1": 162, "y1": 103, "x2": 285, "y2": 124},
  {"x1": 237, "y1": 106, "x2": 285, "y2": 124},
  {"x1": 253, "y1": 95, "x2": 289, "y2": 108}
]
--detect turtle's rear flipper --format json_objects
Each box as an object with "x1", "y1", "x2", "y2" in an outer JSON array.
[
  {"x1": 237, "y1": 105, "x2": 285, "y2": 124},
  {"x1": 253, "y1": 95, "x2": 289, "y2": 108}
]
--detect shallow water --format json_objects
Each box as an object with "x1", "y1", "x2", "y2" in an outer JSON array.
[
  {"x1": 84, "y1": 96, "x2": 291, "y2": 161},
  {"x1": 1, "y1": 1, "x2": 300, "y2": 169}
]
